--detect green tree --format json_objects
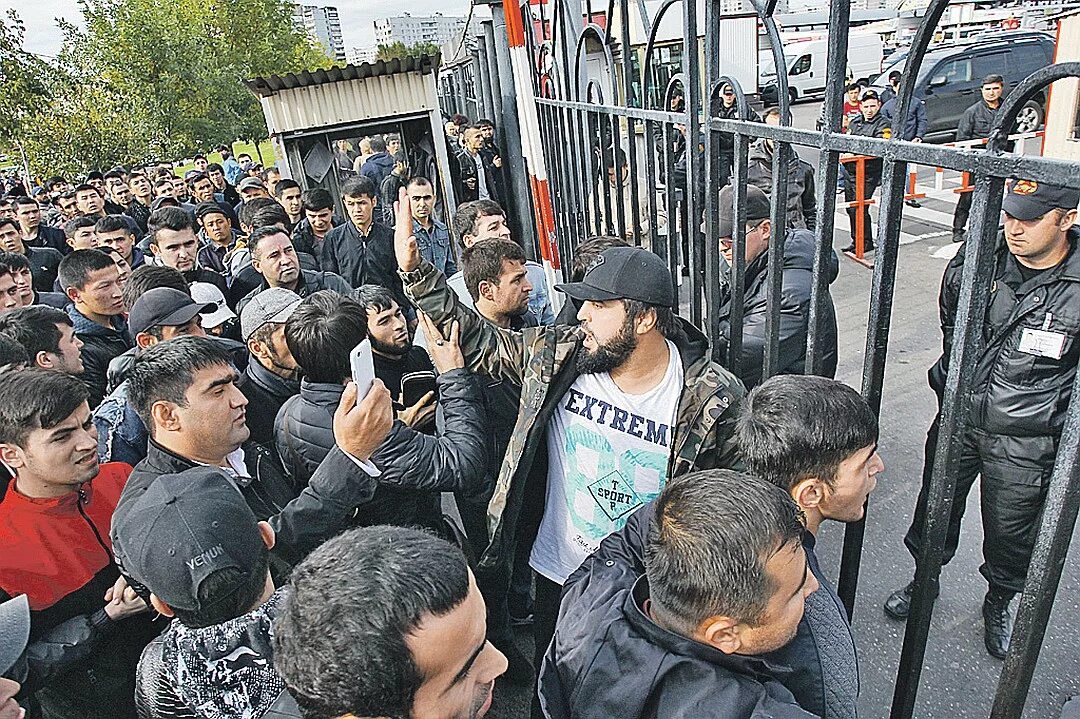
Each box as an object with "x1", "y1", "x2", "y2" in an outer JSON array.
[
  {"x1": 0, "y1": 10, "x2": 56, "y2": 152},
  {"x1": 376, "y1": 41, "x2": 441, "y2": 62},
  {"x1": 19, "y1": 0, "x2": 333, "y2": 175}
]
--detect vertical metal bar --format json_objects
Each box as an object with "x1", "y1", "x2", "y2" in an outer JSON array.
[
  {"x1": 726, "y1": 128, "x2": 749, "y2": 377},
  {"x1": 990, "y1": 382, "x2": 1080, "y2": 719},
  {"x1": 476, "y1": 43, "x2": 494, "y2": 122},
  {"x1": 761, "y1": 139, "x2": 789, "y2": 380},
  {"x1": 618, "y1": 0, "x2": 642, "y2": 247},
  {"x1": 484, "y1": 22, "x2": 503, "y2": 118},
  {"x1": 491, "y1": 2, "x2": 540, "y2": 258},
  {"x1": 683, "y1": 0, "x2": 703, "y2": 327}
]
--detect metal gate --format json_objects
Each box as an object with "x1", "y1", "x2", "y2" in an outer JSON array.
[{"x1": 449, "y1": 0, "x2": 1080, "y2": 716}]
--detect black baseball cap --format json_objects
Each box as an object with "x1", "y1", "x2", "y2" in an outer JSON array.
[
  {"x1": 556, "y1": 246, "x2": 675, "y2": 307},
  {"x1": 111, "y1": 467, "x2": 266, "y2": 613},
  {"x1": 718, "y1": 184, "x2": 772, "y2": 238},
  {"x1": 129, "y1": 287, "x2": 215, "y2": 337},
  {"x1": 1002, "y1": 179, "x2": 1080, "y2": 221},
  {"x1": 194, "y1": 201, "x2": 227, "y2": 222},
  {"x1": 860, "y1": 89, "x2": 880, "y2": 102}
]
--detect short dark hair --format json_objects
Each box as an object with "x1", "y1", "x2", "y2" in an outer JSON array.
[
  {"x1": 170, "y1": 544, "x2": 270, "y2": 629},
  {"x1": 475, "y1": 119, "x2": 494, "y2": 129},
  {"x1": 451, "y1": 113, "x2": 469, "y2": 127},
  {"x1": 368, "y1": 136, "x2": 387, "y2": 154},
  {"x1": 0, "y1": 334, "x2": 28, "y2": 370},
  {"x1": 340, "y1": 176, "x2": 377, "y2": 201},
  {"x1": 63, "y1": 216, "x2": 97, "y2": 239},
  {"x1": 301, "y1": 188, "x2": 335, "y2": 213},
  {"x1": 571, "y1": 235, "x2": 629, "y2": 282},
  {"x1": 385, "y1": 133, "x2": 401, "y2": 143},
  {"x1": 207, "y1": 162, "x2": 224, "y2": 175},
  {"x1": 452, "y1": 199, "x2": 505, "y2": 240},
  {"x1": 0, "y1": 368, "x2": 89, "y2": 447},
  {"x1": 273, "y1": 526, "x2": 470, "y2": 719},
  {"x1": 86, "y1": 171, "x2": 104, "y2": 182},
  {"x1": 237, "y1": 197, "x2": 280, "y2": 229},
  {"x1": 461, "y1": 239, "x2": 526, "y2": 302},
  {"x1": 127, "y1": 335, "x2": 235, "y2": 434},
  {"x1": 123, "y1": 265, "x2": 189, "y2": 311},
  {"x1": 58, "y1": 249, "x2": 114, "y2": 291},
  {"x1": 45, "y1": 176, "x2": 67, "y2": 192},
  {"x1": 260, "y1": 166, "x2": 281, "y2": 182},
  {"x1": 284, "y1": 291, "x2": 367, "y2": 384},
  {"x1": 248, "y1": 226, "x2": 291, "y2": 261},
  {"x1": 846, "y1": 82, "x2": 861, "y2": 92},
  {"x1": 888, "y1": 70, "x2": 902, "y2": 82},
  {"x1": 0, "y1": 306, "x2": 72, "y2": 359},
  {"x1": 153, "y1": 177, "x2": 175, "y2": 190},
  {"x1": 351, "y1": 284, "x2": 398, "y2": 315},
  {"x1": 737, "y1": 375, "x2": 878, "y2": 493},
  {"x1": 147, "y1": 207, "x2": 196, "y2": 246},
  {"x1": 248, "y1": 202, "x2": 290, "y2": 232},
  {"x1": 0, "y1": 217, "x2": 17, "y2": 235},
  {"x1": 193, "y1": 154, "x2": 207, "y2": 162},
  {"x1": 103, "y1": 169, "x2": 125, "y2": 183},
  {"x1": 645, "y1": 469, "x2": 805, "y2": 635},
  {"x1": 982, "y1": 74, "x2": 1004, "y2": 86},
  {"x1": 94, "y1": 215, "x2": 131, "y2": 235},
  {"x1": 73, "y1": 183, "x2": 99, "y2": 197},
  {"x1": 11, "y1": 196, "x2": 38, "y2": 210},
  {"x1": 0, "y1": 252, "x2": 28, "y2": 275},
  {"x1": 185, "y1": 171, "x2": 210, "y2": 188},
  {"x1": 406, "y1": 176, "x2": 433, "y2": 192},
  {"x1": 274, "y1": 178, "x2": 301, "y2": 198}
]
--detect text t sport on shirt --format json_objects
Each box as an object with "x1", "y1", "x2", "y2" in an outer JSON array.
[{"x1": 561, "y1": 387, "x2": 671, "y2": 448}]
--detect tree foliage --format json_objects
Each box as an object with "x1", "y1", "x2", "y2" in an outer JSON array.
[
  {"x1": 0, "y1": 10, "x2": 56, "y2": 151},
  {"x1": 376, "y1": 41, "x2": 441, "y2": 62},
  {"x1": 14, "y1": 0, "x2": 333, "y2": 176}
]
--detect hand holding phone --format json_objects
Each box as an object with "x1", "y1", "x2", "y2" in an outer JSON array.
[{"x1": 350, "y1": 339, "x2": 376, "y2": 397}]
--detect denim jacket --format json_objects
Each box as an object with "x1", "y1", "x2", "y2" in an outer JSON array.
[
  {"x1": 413, "y1": 219, "x2": 457, "y2": 276},
  {"x1": 93, "y1": 381, "x2": 148, "y2": 466}
]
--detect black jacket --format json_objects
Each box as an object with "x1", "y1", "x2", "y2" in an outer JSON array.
[
  {"x1": 320, "y1": 221, "x2": 410, "y2": 309},
  {"x1": 181, "y1": 266, "x2": 229, "y2": 300},
  {"x1": 23, "y1": 246, "x2": 63, "y2": 293},
  {"x1": 116, "y1": 438, "x2": 380, "y2": 572},
  {"x1": 957, "y1": 100, "x2": 999, "y2": 142},
  {"x1": 538, "y1": 502, "x2": 817, "y2": 719},
  {"x1": 240, "y1": 359, "x2": 300, "y2": 449},
  {"x1": 290, "y1": 217, "x2": 342, "y2": 266},
  {"x1": 33, "y1": 291, "x2": 68, "y2": 309},
  {"x1": 847, "y1": 112, "x2": 891, "y2": 180},
  {"x1": 274, "y1": 370, "x2": 490, "y2": 530},
  {"x1": 68, "y1": 305, "x2": 134, "y2": 408},
  {"x1": 747, "y1": 140, "x2": 817, "y2": 231},
  {"x1": 717, "y1": 228, "x2": 840, "y2": 388},
  {"x1": 360, "y1": 151, "x2": 396, "y2": 188},
  {"x1": 25, "y1": 225, "x2": 68, "y2": 254},
  {"x1": 106, "y1": 336, "x2": 248, "y2": 396},
  {"x1": 380, "y1": 173, "x2": 408, "y2": 224},
  {"x1": 235, "y1": 269, "x2": 352, "y2": 316},
  {"x1": 454, "y1": 149, "x2": 500, "y2": 204},
  {"x1": 930, "y1": 228, "x2": 1080, "y2": 441}
]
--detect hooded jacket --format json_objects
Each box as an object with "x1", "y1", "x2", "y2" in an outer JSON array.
[
  {"x1": 0, "y1": 463, "x2": 160, "y2": 719},
  {"x1": 400, "y1": 260, "x2": 745, "y2": 582},
  {"x1": 716, "y1": 228, "x2": 840, "y2": 389},
  {"x1": 747, "y1": 140, "x2": 816, "y2": 231},
  {"x1": 360, "y1": 151, "x2": 397, "y2": 188},
  {"x1": 240, "y1": 360, "x2": 300, "y2": 449},
  {"x1": 68, "y1": 305, "x2": 134, "y2": 408},
  {"x1": 538, "y1": 503, "x2": 817, "y2": 719},
  {"x1": 135, "y1": 589, "x2": 300, "y2": 719},
  {"x1": 274, "y1": 369, "x2": 489, "y2": 531}
]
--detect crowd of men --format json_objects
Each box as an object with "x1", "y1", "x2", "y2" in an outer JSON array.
[{"x1": 0, "y1": 99, "x2": 1076, "y2": 719}]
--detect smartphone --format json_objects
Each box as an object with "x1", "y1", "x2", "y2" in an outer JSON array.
[
  {"x1": 350, "y1": 339, "x2": 376, "y2": 397},
  {"x1": 401, "y1": 371, "x2": 437, "y2": 408}
]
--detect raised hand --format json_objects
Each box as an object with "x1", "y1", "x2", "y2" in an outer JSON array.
[{"x1": 394, "y1": 185, "x2": 421, "y2": 272}]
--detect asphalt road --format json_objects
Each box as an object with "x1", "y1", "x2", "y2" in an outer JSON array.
[{"x1": 483, "y1": 178, "x2": 1080, "y2": 718}]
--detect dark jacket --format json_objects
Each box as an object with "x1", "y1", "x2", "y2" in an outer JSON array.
[
  {"x1": 747, "y1": 140, "x2": 817, "y2": 231},
  {"x1": 33, "y1": 290, "x2": 68, "y2": 309},
  {"x1": 320, "y1": 221, "x2": 412, "y2": 313},
  {"x1": 0, "y1": 463, "x2": 160, "y2": 719},
  {"x1": 181, "y1": 265, "x2": 229, "y2": 300},
  {"x1": 538, "y1": 502, "x2": 817, "y2": 719},
  {"x1": 24, "y1": 246, "x2": 63, "y2": 293},
  {"x1": 134, "y1": 589, "x2": 300, "y2": 719},
  {"x1": 235, "y1": 269, "x2": 352, "y2": 317},
  {"x1": 274, "y1": 369, "x2": 489, "y2": 530},
  {"x1": 380, "y1": 173, "x2": 408, "y2": 225},
  {"x1": 68, "y1": 305, "x2": 134, "y2": 408},
  {"x1": 360, "y1": 151, "x2": 396, "y2": 188},
  {"x1": 240, "y1": 359, "x2": 300, "y2": 449},
  {"x1": 717, "y1": 228, "x2": 839, "y2": 389},
  {"x1": 957, "y1": 100, "x2": 999, "y2": 142},
  {"x1": 25, "y1": 225, "x2": 68, "y2": 254},
  {"x1": 454, "y1": 149, "x2": 500, "y2": 203},
  {"x1": 930, "y1": 228, "x2": 1080, "y2": 441},
  {"x1": 882, "y1": 96, "x2": 928, "y2": 141},
  {"x1": 846, "y1": 112, "x2": 891, "y2": 180},
  {"x1": 402, "y1": 260, "x2": 745, "y2": 581},
  {"x1": 290, "y1": 218, "x2": 341, "y2": 267},
  {"x1": 116, "y1": 438, "x2": 380, "y2": 572}
]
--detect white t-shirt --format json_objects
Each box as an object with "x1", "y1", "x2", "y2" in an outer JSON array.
[
  {"x1": 530, "y1": 340, "x2": 683, "y2": 584},
  {"x1": 472, "y1": 153, "x2": 490, "y2": 200}
]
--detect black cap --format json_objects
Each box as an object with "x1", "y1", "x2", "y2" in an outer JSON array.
[
  {"x1": 718, "y1": 184, "x2": 772, "y2": 238},
  {"x1": 111, "y1": 467, "x2": 265, "y2": 613},
  {"x1": 129, "y1": 287, "x2": 215, "y2": 337},
  {"x1": 194, "y1": 202, "x2": 227, "y2": 221},
  {"x1": 1002, "y1": 179, "x2": 1080, "y2": 221},
  {"x1": 556, "y1": 246, "x2": 675, "y2": 307},
  {"x1": 860, "y1": 89, "x2": 880, "y2": 102}
]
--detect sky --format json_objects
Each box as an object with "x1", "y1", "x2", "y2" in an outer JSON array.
[{"x1": 4, "y1": 0, "x2": 471, "y2": 58}]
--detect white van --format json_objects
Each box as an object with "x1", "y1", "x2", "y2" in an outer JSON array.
[{"x1": 760, "y1": 31, "x2": 884, "y2": 103}]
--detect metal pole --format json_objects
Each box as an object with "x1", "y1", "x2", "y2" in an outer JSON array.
[{"x1": 491, "y1": 0, "x2": 540, "y2": 259}]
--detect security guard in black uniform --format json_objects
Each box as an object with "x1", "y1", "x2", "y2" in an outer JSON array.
[
  {"x1": 886, "y1": 179, "x2": 1080, "y2": 659},
  {"x1": 841, "y1": 89, "x2": 891, "y2": 253}
]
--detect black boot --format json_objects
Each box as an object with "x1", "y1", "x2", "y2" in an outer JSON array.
[
  {"x1": 982, "y1": 590, "x2": 1015, "y2": 660},
  {"x1": 884, "y1": 578, "x2": 939, "y2": 620}
]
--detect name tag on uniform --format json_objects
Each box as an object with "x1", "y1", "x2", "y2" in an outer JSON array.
[{"x1": 1018, "y1": 328, "x2": 1067, "y2": 360}]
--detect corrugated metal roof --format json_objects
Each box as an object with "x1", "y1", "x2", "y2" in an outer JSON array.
[{"x1": 244, "y1": 54, "x2": 440, "y2": 97}]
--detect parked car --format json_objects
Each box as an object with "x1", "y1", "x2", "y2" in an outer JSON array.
[
  {"x1": 760, "y1": 31, "x2": 884, "y2": 104},
  {"x1": 870, "y1": 32, "x2": 1053, "y2": 142}
]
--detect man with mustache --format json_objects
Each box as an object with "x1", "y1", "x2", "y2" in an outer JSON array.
[{"x1": 235, "y1": 227, "x2": 350, "y2": 317}]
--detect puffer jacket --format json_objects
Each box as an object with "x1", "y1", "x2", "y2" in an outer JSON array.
[
  {"x1": 401, "y1": 260, "x2": 745, "y2": 581},
  {"x1": 747, "y1": 139, "x2": 816, "y2": 231},
  {"x1": 274, "y1": 368, "x2": 489, "y2": 531},
  {"x1": 135, "y1": 589, "x2": 300, "y2": 719},
  {"x1": 235, "y1": 269, "x2": 352, "y2": 317},
  {"x1": 716, "y1": 228, "x2": 840, "y2": 389},
  {"x1": 538, "y1": 501, "x2": 817, "y2": 719},
  {"x1": 68, "y1": 305, "x2": 133, "y2": 408},
  {"x1": 930, "y1": 228, "x2": 1080, "y2": 441}
]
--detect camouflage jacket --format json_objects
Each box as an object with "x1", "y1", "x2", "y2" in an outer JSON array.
[{"x1": 402, "y1": 260, "x2": 746, "y2": 573}]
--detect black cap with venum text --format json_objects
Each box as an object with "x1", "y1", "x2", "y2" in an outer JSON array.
[{"x1": 556, "y1": 246, "x2": 675, "y2": 308}]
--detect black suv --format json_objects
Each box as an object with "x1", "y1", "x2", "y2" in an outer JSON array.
[{"x1": 872, "y1": 32, "x2": 1054, "y2": 142}]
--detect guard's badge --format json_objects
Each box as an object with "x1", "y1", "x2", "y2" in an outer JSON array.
[
  {"x1": 882, "y1": 127, "x2": 892, "y2": 140},
  {"x1": 1011, "y1": 179, "x2": 1038, "y2": 195},
  {"x1": 586, "y1": 254, "x2": 605, "y2": 274}
]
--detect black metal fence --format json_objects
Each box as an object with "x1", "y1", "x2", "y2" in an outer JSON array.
[{"x1": 442, "y1": 0, "x2": 1080, "y2": 715}]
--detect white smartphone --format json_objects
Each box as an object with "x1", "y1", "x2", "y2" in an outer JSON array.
[{"x1": 350, "y1": 339, "x2": 376, "y2": 397}]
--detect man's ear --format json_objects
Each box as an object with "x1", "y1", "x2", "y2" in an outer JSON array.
[
  {"x1": 698, "y1": 615, "x2": 743, "y2": 655},
  {"x1": 34, "y1": 351, "x2": 56, "y2": 370},
  {"x1": 258, "y1": 521, "x2": 276, "y2": 550},
  {"x1": 792, "y1": 478, "x2": 826, "y2": 513},
  {"x1": 635, "y1": 307, "x2": 658, "y2": 335},
  {"x1": 148, "y1": 243, "x2": 160, "y2": 257},
  {"x1": 478, "y1": 279, "x2": 496, "y2": 304},
  {"x1": 149, "y1": 594, "x2": 175, "y2": 618},
  {"x1": 0, "y1": 443, "x2": 25, "y2": 470},
  {"x1": 1059, "y1": 209, "x2": 1077, "y2": 231},
  {"x1": 135, "y1": 333, "x2": 158, "y2": 350},
  {"x1": 151, "y1": 401, "x2": 181, "y2": 434},
  {"x1": 65, "y1": 285, "x2": 80, "y2": 303}
]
